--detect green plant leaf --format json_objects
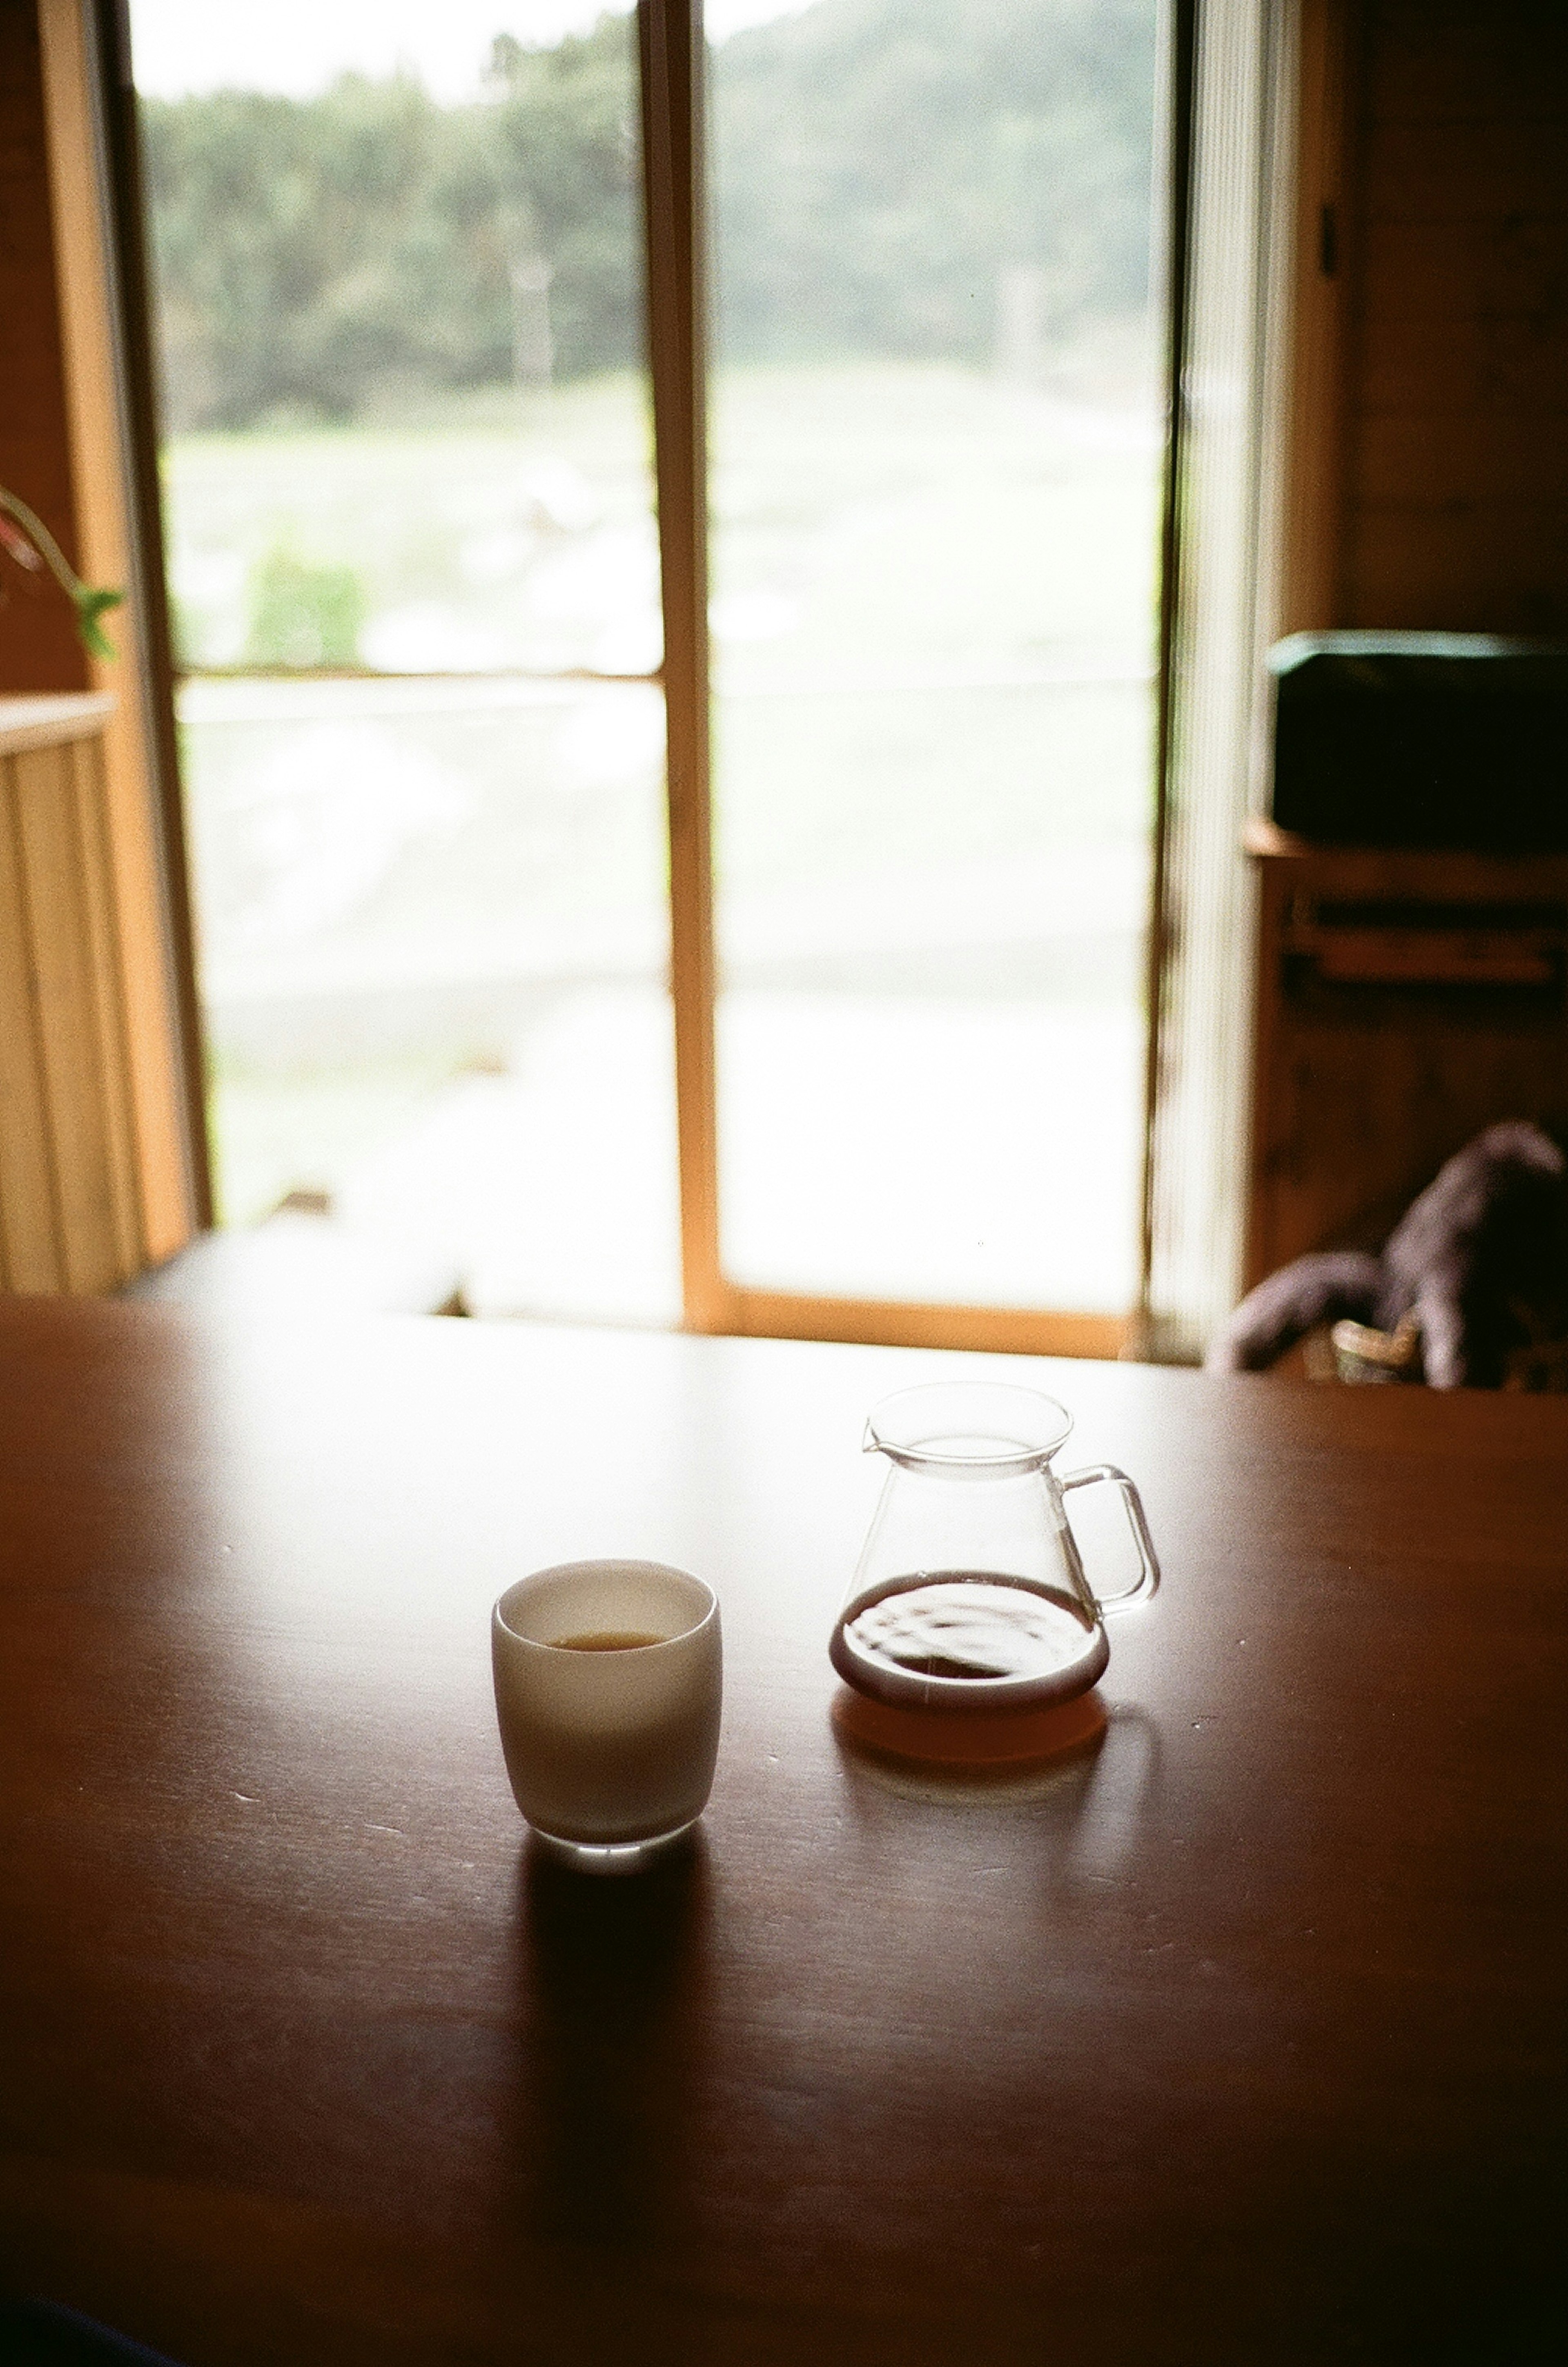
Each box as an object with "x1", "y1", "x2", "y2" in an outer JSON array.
[{"x1": 72, "y1": 584, "x2": 124, "y2": 661}]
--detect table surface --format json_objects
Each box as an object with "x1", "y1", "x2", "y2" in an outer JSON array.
[{"x1": 1, "y1": 1298, "x2": 1564, "y2": 2367}]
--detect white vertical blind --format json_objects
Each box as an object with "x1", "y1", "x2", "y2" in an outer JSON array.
[{"x1": 1143, "y1": 0, "x2": 1295, "y2": 1360}]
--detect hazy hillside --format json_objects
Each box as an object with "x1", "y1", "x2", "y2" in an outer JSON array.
[
  {"x1": 140, "y1": 0, "x2": 1158, "y2": 429},
  {"x1": 713, "y1": 0, "x2": 1157, "y2": 363}
]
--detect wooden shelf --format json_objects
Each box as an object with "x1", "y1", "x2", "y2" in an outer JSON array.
[
  {"x1": 1241, "y1": 827, "x2": 1568, "y2": 1290},
  {"x1": 0, "y1": 691, "x2": 114, "y2": 755},
  {"x1": 1243, "y1": 815, "x2": 1568, "y2": 895}
]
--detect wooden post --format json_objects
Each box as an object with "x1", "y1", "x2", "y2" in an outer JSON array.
[{"x1": 36, "y1": 0, "x2": 207, "y2": 1262}]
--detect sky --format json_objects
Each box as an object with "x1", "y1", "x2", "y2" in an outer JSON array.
[{"x1": 128, "y1": 1, "x2": 816, "y2": 102}]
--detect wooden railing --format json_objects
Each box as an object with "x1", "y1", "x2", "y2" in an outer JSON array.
[{"x1": 0, "y1": 692, "x2": 145, "y2": 1292}]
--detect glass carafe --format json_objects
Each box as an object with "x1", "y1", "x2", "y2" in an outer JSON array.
[{"x1": 830, "y1": 1383, "x2": 1159, "y2": 1713}]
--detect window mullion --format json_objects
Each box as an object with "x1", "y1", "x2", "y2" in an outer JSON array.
[{"x1": 637, "y1": 0, "x2": 725, "y2": 1331}]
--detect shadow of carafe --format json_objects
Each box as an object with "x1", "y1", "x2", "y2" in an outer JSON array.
[
  {"x1": 829, "y1": 1681, "x2": 1109, "y2": 1805},
  {"x1": 1060, "y1": 1701, "x2": 1164, "y2": 1889},
  {"x1": 507, "y1": 1831, "x2": 713, "y2": 2255},
  {"x1": 831, "y1": 1687, "x2": 1165, "y2": 1903}
]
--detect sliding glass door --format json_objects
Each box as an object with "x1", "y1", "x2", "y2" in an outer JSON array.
[
  {"x1": 132, "y1": 0, "x2": 1172, "y2": 1348},
  {"x1": 702, "y1": 0, "x2": 1166, "y2": 1348},
  {"x1": 131, "y1": 2, "x2": 681, "y2": 1322}
]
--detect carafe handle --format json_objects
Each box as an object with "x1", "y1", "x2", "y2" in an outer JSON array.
[{"x1": 1059, "y1": 1464, "x2": 1160, "y2": 1615}]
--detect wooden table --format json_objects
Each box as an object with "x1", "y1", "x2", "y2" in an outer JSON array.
[{"x1": 2, "y1": 1299, "x2": 1564, "y2": 2365}]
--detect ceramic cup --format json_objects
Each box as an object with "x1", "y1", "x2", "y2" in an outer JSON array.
[{"x1": 491, "y1": 1559, "x2": 722, "y2": 1873}]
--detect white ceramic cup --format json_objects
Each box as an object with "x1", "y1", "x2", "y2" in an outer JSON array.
[{"x1": 491, "y1": 1559, "x2": 722, "y2": 1873}]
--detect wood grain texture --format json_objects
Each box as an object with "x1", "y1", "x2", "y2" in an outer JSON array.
[
  {"x1": 1340, "y1": 0, "x2": 1568, "y2": 633},
  {"x1": 1363, "y1": 0, "x2": 1568, "y2": 124},
  {"x1": 11, "y1": 736, "x2": 121, "y2": 1289},
  {"x1": 14, "y1": 736, "x2": 118, "y2": 1286},
  {"x1": 1244, "y1": 837, "x2": 1568, "y2": 1282},
  {"x1": 0, "y1": 0, "x2": 88, "y2": 694},
  {"x1": 69, "y1": 728, "x2": 144, "y2": 1277},
  {"x1": 1, "y1": 1302, "x2": 1564, "y2": 2365},
  {"x1": 0, "y1": 706, "x2": 145, "y2": 1295},
  {"x1": 0, "y1": 747, "x2": 65, "y2": 1289},
  {"x1": 1276, "y1": 0, "x2": 1356, "y2": 634}
]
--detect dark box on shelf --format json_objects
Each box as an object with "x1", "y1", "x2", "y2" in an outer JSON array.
[{"x1": 1270, "y1": 632, "x2": 1568, "y2": 851}]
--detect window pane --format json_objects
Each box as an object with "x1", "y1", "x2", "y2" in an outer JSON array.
[
  {"x1": 132, "y1": 3, "x2": 677, "y2": 1321},
  {"x1": 159, "y1": 388, "x2": 660, "y2": 680},
  {"x1": 708, "y1": 0, "x2": 1164, "y2": 1314},
  {"x1": 182, "y1": 675, "x2": 676, "y2": 1320}
]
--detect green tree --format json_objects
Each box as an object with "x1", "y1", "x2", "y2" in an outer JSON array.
[
  {"x1": 711, "y1": 0, "x2": 1158, "y2": 364},
  {"x1": 137, "y1": 0, "x2": 1159, "y2": 428},
  {"x1": 144, "y1": 76, "x2": 481, "y2": 425},
  {"x1": 486, "y1": 17, "x2": 644, "y2": 379}
]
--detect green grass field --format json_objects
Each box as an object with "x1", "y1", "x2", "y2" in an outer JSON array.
[{"x1": 164, "y1": 361, "x2": 1163, "y2": 1273}]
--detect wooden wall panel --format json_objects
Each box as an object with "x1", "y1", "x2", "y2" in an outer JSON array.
[
  {"x1": 0, "y1": 749, "x2": 63, "y2": 1289},
  {"x1": 13, "y1": 735, "x2": 120, "y2": 1288},
  {"x1": 37, "y1": 0, "x2": 203, "y2": 1261},
  {"x1": 1236, "y1": 0, "x2": 1568, "y2": 1330},
  {"x1": 0, "y1": 698, "x2": 142, "y2": 1293},
  {"x1": 1363, "y1": 0, "x2": 1568, "y2": 122},
  {"x1": 0, "y1": 0, "x2": 86, "y2": 692},
  {"x1": 67, "y1": 730, "x2": 142, "y2": 1277},
  {"x1": 0, "y1": 3, "x2": 202, "y2": 1282},
  {"x1": 1347, "y1": 504, "x2": 1568, "y2": 638},
  {"x1": 1276, "y1": 0, "x2": 1356, "y2": 636},
  {"x1": 1341, "y1": 0, "x2": 1568, "y2": 633}
]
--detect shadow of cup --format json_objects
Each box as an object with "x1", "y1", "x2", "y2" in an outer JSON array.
[{"x1": 508, "y1": 1834, "x2": 712, "y2": 2247}]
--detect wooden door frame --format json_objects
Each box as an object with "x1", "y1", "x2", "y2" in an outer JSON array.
[
  {"x1": 47, "y1": 0, "x2": 1182, "y2": 1344},
  {"x1": 36, "y1": 0, "x2": 211, "y2": 1255}
]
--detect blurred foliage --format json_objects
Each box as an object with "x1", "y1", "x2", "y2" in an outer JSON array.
[
  {"x1": 140, "y1": 0, "x2": 1156, "y2": 430},
  {"x1": 243, "y1": 542, "x2": 367, "y2": 666},
  {"x1": 714, "y1": 0, "x2": 1157, "y2": 363},
  {"x1": 141, "y1": 15, "x2": 638, "y2": 428}
]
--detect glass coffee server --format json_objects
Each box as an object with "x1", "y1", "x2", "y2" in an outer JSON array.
[{"x1": 832, "y1": 1384, "x2": 1159, "y2": 1714}]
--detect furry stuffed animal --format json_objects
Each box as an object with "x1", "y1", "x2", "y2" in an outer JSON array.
[{"x1": 1206, "y1": 1121, "x2": 1568, "y2": 1388}]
